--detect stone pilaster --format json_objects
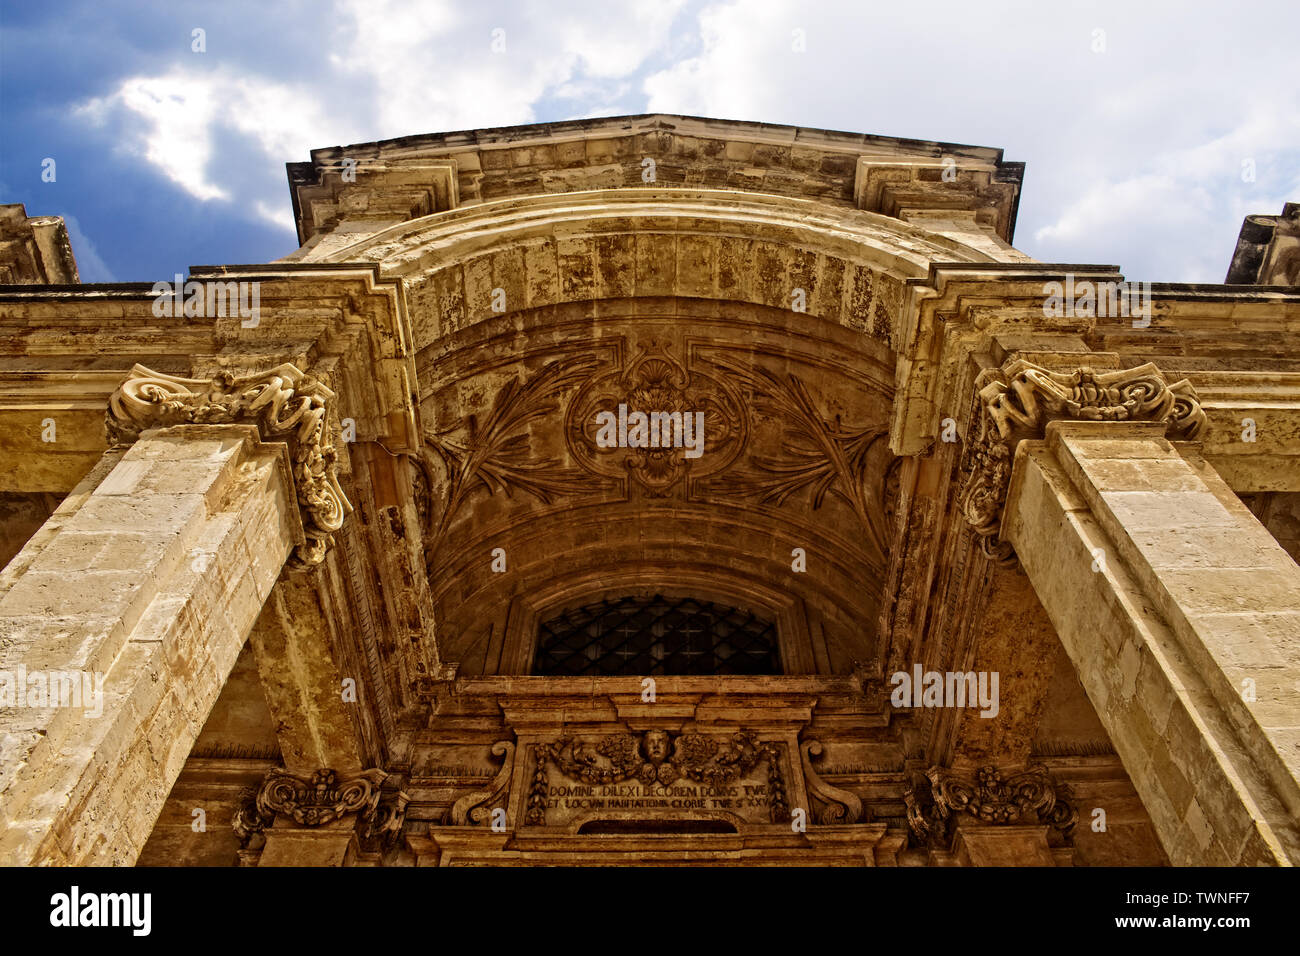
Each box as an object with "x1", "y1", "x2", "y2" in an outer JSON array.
[
  {"x1": 950, "y1": 823, "x2": 1060, "y2": 866},
  {"x1": 1004, "y1": 421, "x2": 1300, "y2": 864},
  {"x1": 0, "y1": 425, "x2": 296, "y2": 864}
]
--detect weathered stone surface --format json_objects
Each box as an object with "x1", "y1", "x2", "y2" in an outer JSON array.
[
  {"x1": 2, "y1": 114, "x2": 1296, "y2": 867},
  {"x1": 1005, "y1": 423, "x2": 1300, "y2": 865},
  {"x1": 0, "y1": 425, "x2": 295, "y2": 864}
]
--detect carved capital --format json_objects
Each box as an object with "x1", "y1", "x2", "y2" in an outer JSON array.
[
  {"x1": 905, "y1": 763, "x2": 1076, "y2": 844},
  {"x1": 233, "y1": 768, "x2": 409, "y2": 857},
  {"x1": 255, "y1": 767, "x2": 388, "y2": 828},
  {"x1": 958, "y1": 360, "x2": 1205, "y2": 563},
  {"x1": 106, "y1": 363, "x2": 352, "y2": 568}
]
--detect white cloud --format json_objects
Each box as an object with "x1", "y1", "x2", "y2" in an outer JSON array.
[
  {"x1": 643, "y1": 0, "x2": 1300, "y2": 282},
  {"x1": 76, "y1": 68, "x2": 333, "y2": 206},
  {"x1": 71, "y1": 0, "x2": 689, "y2": 238},
  {"x1": 61, "y1": 0, "x2": 1300, "y2": 281},
  {"x1": 1034, "y1": 101, "x2": 1300, "y2": 280}
]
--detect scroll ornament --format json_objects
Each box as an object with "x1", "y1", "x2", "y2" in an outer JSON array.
[
  {"x1": 799, "y1": 740, "x2": 864, "y2": 825},
  {"x1": 106, "y1": 363, "x2": 352, "y2": 568},
  {"x1": 448, "y1": 741, "x2": 516, "y2": 826},
  {"x1": 958, "y1": 360, "x2": 1205, "y2": 562}
]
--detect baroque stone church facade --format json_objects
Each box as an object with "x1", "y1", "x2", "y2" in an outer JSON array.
[{"x1": 1, "y1": 115, "x2": 1297, "y2": 866}]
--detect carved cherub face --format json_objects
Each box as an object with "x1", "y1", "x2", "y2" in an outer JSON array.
[{"x1": 641, "y1": 730, "x2": 672, "y2": 764}]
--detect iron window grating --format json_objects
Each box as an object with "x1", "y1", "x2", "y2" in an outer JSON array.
[{"x1": 534, "y1": 594, "x2": 780, "y2": 676}]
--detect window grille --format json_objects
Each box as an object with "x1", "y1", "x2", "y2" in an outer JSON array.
[{"x1": 534, "y1": 594, "x2": 779, "y2": 676}]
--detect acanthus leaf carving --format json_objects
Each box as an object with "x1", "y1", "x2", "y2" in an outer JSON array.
[
  {"x1": 106, "y1": 363, "x2": 352, "y2": 569},
  {"x1": 703, "y1": 357, "x2": 894, "y2": 564},
  {"x1": 422, "y1": 355, "x2": 604, "y2": 558}
]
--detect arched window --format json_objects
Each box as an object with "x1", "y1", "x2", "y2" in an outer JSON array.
[{"x1": 534, "y1": 595, "x2": 779, "y2": 676}]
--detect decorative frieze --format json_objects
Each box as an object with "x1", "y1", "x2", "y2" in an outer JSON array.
[
  {"x1": 106, "y1": 363, "x2": 352, "y2": 568},
  {"x1": 958, "y1": 360, "x2": 1205, "y2": 562}
]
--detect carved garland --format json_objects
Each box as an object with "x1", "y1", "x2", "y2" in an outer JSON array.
[
  {"x1": 958, "y1": 360, "x2": 1205, "y2": 564},
  {"x1": 106, "y1": 363, "x2": 352, "y2": 568}
]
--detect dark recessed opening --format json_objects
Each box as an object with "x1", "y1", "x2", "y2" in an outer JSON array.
[{"x1": 534, "y1": 594, "x2": 779, "y2": 676}]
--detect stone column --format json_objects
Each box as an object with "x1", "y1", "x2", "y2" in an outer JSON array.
[
  {"x1": 0, "y1": 425, "x2": 296, "y2": 864},
  {"x1": 257, "y1": 818, "x2": 360, "y2": 867},
  {"x1": 1005, "y1": 421, "x2": 1300, "y2": 865},
  {"x1": 0, "y1": 362, "x2": 352, "y2": 865},
  {"x1": 959, "y1": 357, "x2": 1300, "y2": 864},
  {"x1": 951, "y1": 823, "x2": 1059, "y2": 866}
]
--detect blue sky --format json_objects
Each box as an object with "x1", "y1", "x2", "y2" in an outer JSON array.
[{"x1": 2, "y1": 0, "x2": 1297, "y2": 284}]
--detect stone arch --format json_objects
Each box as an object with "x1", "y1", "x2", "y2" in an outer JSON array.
[
  {"x1": 359, "y1": 188, "x2": 975, "y2": 681},
  {"x1": 415, "y1": 296, "x2": 898, "y2": 678},
  {"x1": 317, "y1": 188, "x2": 1000, "y2": 356}
]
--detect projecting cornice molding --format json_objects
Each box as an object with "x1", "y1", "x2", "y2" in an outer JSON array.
[
  {"x1": 958, "y1": 359, "x2": 1205, "y2": 563},
  {"x1": 106, "y1": 363, "x2": 352, "y2": 568}
]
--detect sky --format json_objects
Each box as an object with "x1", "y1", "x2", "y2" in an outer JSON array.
[{"x1": 1, "y1": 0, "x2": 1297, "y2": 285}]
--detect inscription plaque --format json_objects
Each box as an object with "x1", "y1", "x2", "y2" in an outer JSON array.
[{"x1": 525, "y1": 730, "x2": 790, "y2": 826}]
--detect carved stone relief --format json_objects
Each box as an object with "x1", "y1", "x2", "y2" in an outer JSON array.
[
  {"x1": 524, "y1": 729, "x2": 791, "y2": 827},
  {"x1": 447, "y1": 740, "x2": 515, "y2": 826},
  {"x1": 232, "y1": 767, "x2": 408, "y2": 846},
  {"x1": 800, "y1": 739, "x2": 865, "y2": 824},
  {"x1": 903, "y1": 763, "x2": 1076, "y2": 845},
  {"x1": 702, "y1": 355, "x2": 896, "y2": 563},
  {"x1": 958, "y1": 360, "x2": 1206, "y2": 563},
  {"x1": 565, "y1": 342, "x2": 746, "y2": 496},
  {"x1": 107, "y1": 363, "x2": 352, "y2": 568},
  {"x1": 420, "y1": 340, "x2": 896, "y2": 563}
]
